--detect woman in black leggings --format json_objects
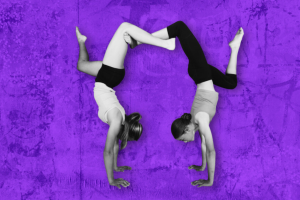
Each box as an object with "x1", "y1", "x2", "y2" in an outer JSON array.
[{"x1": 125, "y1": 21, "x2": 244, "y2": 187}]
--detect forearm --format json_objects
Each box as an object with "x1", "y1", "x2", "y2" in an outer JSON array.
[
  {"x1": 206, "y1": 150, "x2": 216, "y2": 184},
  {"x1": 113, "y1": 142, "x2": 119, "y2": 169},
  {"x1": 103, "y1": 151, "x2": 114, "y2": 183},
  {"x1": 201, "y1": 143, "x2": 207, "y2": 167}
]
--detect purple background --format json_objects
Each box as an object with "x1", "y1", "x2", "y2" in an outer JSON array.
[{"x1": 1, "y1": 0, "x2": 300, "y2": 199}]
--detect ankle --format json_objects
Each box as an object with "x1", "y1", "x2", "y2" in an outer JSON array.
[{"x1": 230, "y1": 47, "x2": 239, "y2": 53}]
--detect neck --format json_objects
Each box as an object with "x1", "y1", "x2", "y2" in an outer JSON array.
[{"x1": 190, "y1": 123, "x2": 197, "y2": 132}]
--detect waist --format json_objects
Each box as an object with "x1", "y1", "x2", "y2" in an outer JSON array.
[
  {"x1": 94, "y1": 82, "x2": 115, "y2": 91},
  {"x1": 195, "y1": 88, "x2": 219, "y2": 95},
  {"x1": 196, "y1": 81, "x2": 216, "y2": 92}
]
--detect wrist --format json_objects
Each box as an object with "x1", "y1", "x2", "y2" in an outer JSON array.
[{"x1": 108, "y1": 178, "x2": 114, "y2": 184}]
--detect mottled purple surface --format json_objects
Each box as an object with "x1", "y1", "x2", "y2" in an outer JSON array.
[{"x1": 0, "y1": 0, "x2": 300, "y2": 199}]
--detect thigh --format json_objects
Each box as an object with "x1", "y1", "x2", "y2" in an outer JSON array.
[
  {"x1": 103, "y1": 26, "x2": 128, "y2": 69},
  {"x1": 168, "y1": 21, "x2": 208, "y2": 65},
  {"x1": 180, "y1": 33, "x2": 207, "y2": 66},
  {"x1": 78, "y1": 61, "x2": 103, "y2": 77}
]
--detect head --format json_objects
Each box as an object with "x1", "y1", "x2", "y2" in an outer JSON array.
[
  {"x1": 171, "y1": 113, "x2": 197, "y2": 143},
  {"x1": 118, "y1": 112, "x2": 143, "y2": 149}
]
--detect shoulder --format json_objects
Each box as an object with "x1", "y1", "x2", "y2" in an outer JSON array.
[
  {"x1": 107, "y1": 107, "x2": 123, "y2": 126},
  {"x1": 195, "y1": 112, "x2": 210, "y2": 125}
]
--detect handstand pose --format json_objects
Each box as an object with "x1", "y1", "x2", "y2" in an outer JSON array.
[
  {"x1": 125, "y1": 21, "x2": 244, "y2": 187},
  {"x1": 76, "y1": 23, "x2": 175, "y2": 189}
]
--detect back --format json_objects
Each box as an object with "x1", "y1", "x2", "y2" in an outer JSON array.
[{"x1": 191, "y1": 89, "x2": 219, "y2": 122}]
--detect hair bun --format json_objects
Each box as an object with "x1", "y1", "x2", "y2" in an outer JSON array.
[
  {"x1": 121, "y1": 113, "x2": 143, "y2": 149},
  {"x1": 180, "y1": 113, "x2": 192, "y2": 121},
  {"x1": 128, "y1": 112, "x2": 142, "y2": 123}
]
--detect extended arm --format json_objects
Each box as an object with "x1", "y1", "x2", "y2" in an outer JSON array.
[
  {"x1": 103, "y1": 124, "x2": 120, "y2": 183},
  {"x1": 191, "y1": 113, "x2": 215, "y2": 187},
  {"x1": 113, "y1": 139, "x2": 132, "y2": 172},
  {"x1": 201, "y1": 134, "x2": 207, "y2": 168},
  {"x1": 113, "y1": 139, "x2": 119, "y2": 170},
  {"x1": 203, "y1": 126, "x2": 215, "y2": 185},
  {"x1": 104, "y1": 108, "x2": 130, "y2": 189},
  {"x1": 188, "y1": 133, "x2": 207, "y2": 171}
]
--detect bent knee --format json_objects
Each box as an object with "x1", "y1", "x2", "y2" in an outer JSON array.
[
  {"x1": 231, "y1": 83, "x2": 237, "y2": 89},
  {"x1": 119, "y1": 22, "x2": 132, "y2": 30},
  {"x1": 176, "y1": 21, "x2": 187, "y2": 28},
  {"x1": 77, "y1": 61, "x2": 83, "y2": 71},
  {"x1": 229, "y1": 81, "x2": 237, "y2": 89}
]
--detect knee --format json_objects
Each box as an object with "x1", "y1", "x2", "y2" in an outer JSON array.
[
  {"x1": 176, "y1": 21, "x2": 187, "y2": 28},
  {"x1": 225, "y1": 74, "x2": 237, "y2": 89},
  {"x1": 229, "y1": 81, "x2": 237, "y2": 89},
  {"x1": 77, "y1": 61, "x2": 83, "y2": 72},
  {"x1": 119, "y1": 22, "x2": 132, "y2": 30}
]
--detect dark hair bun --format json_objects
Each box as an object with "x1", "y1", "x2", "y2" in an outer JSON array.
[
  {"x1": 128, "y1": 113, "x2": 142, "y2": 123},
  {"x1": 180, "y1": 113, "x2": 192, "y2": 121},
  {"x1": 128, "y1": 113, "x2": 142, "y2": 141},
  {"x1": 171, "y1": 113, "x2": 192, "y2": 139},
  {"x1": 120, "y1": 113, "x2": 143, "y2": 149}
]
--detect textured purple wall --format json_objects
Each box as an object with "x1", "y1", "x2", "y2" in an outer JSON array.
[{"x1": 1, "y1": 0, "x2": 300, "y2": 199}]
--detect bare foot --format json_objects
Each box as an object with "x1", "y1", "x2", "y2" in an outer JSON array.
[
  {"x1": 76, "y1": 26, "x2": 87, "y2": 43},
  {"x1": 123, "y1": 32, "x2": 139, "y2": 49},
  {"x1": 229, "y1": 27, "x2": 244, "y2": 50},
  {"x1": 166, "y1": 38, "x2": 176, "y2": 50}
]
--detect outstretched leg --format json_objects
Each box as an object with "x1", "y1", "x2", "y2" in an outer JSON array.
[
  {"x1": 126, "y1": 22, "x2": 243, "y2": 89},
  {"x1": 209, "y1": 28, "x2": 244, "y2": 89},
  {"x1": 76, "y1": 27, "x2": 103, "y2": 76},
  {"x1": 227, "y1": 28, "x2": 244, "y2": 75},
  {"x1": 103, "y1": 22, "x2": 175, "y2": 69}
]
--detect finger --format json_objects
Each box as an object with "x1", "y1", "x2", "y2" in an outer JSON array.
[
  {"x1": 121, "y1": 182, "x2": 128, "y2": 187},
  {"x1": 192, "y1": 182, "x2": 200, "y2": 186},
  {"x1": 116, "y1": 184, "x2": 121, "y2": 189},
  {"x1": 122, "y1": 180, "x2": 129, "y2": 186},
  {"x1": 121, "y1": 166, "x2": 130, "y2": 170}
]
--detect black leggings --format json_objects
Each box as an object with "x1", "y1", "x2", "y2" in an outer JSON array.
[{"x1": 167, "y1": 21, "x2": 237, "y2": 89}]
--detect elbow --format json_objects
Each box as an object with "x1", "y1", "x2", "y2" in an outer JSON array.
[
  {"x1": 207, "y1": 150, "x2": 216, "y2": 156},
  {"x1": 77, "y1": 62, "x2": 83, "y2": 72},
  {"x1": 103, "y1": 149, "x2": 113, "y2": 156},
  {"x1": 201, "y1": 142, "x2": 206, "y2": 150}
]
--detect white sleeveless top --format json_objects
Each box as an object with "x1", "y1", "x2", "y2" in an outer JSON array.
[{"x1": 93, "y1": 82, "x2": 125, "y2": 124}]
